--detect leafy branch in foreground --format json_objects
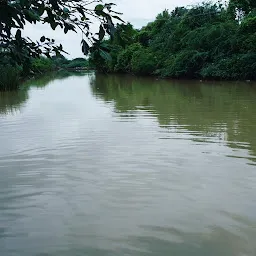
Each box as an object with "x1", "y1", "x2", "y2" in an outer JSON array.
[{"x1": 0, "y1": 0, "x2": 123, "y2": 69}]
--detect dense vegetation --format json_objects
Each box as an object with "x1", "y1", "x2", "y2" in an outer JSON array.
[
  {"x1": 90, "y1": 74, "x2": 256, "y2": 159},
  {"x1": 31, "y1": 56, "x2": 89, "y2": 73},
  {"x1": 1, "y1": 0, "x2": 255, "y2": 90},
  {"x1": 90, "y1": 0, "x2": 256, "y2": 80}
]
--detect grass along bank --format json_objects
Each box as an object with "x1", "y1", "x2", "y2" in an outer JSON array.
[{"x1": 0, "y1": 65, "x2": 21, "y2": 91}]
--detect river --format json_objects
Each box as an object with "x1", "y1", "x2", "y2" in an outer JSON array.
[{"x1": 0, "y1": 72, "x2": 256, "y2": 256}]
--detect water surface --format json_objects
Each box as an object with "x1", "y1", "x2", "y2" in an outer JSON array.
[{"x1": 0, "y1": 73, "x2": 256, "y2": 256}]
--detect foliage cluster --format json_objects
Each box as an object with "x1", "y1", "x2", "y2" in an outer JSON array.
[
  {"x1": 0, "y1": 65, "x2": 21, "y2": 91},
  {"x1": 0, "y1": 0, "x2": 121, "y2": 64},
  {"x1": 0, "y1": 0, "x2": 121, "y2": 90},
  {"x1": 31, "y1": 56, "x2": 89, "y2": 73},
  {"x1": 90, "y1": 0, "x2": 256, "y2": 80}
]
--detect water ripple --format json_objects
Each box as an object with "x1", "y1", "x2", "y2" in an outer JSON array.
[{"x1": 0, "y1": 74, "x2": 256, "y2": 256}]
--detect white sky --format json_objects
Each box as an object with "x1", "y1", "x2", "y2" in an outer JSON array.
[{"x1": 24, "y1": 0, "x2": 201, "y2": 58}]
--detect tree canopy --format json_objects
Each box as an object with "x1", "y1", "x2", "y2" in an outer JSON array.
[{"x1": 90, "y1": 1, "x2": 256, "y2": 80}]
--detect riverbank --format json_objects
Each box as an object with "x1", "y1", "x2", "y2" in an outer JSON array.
[{"x1": 94, "y1": 70, "x2": 255, "y2": 83}]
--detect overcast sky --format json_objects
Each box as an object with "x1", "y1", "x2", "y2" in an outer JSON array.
[{"x1": 25, "y1": 0, "x2": 201, "y2": 58}]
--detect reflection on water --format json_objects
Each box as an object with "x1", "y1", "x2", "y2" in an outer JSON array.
[
  {"x1": 0, "y1": 71, "x2": 87, "y2": 115},
  {"x1": 0, "y1": 73, "x2": 256, "y2": 256},
  {"x1": 91, "y1": 74, "x2": 256, "y2": 164},
  {"x1": 22, "y1": 70, "x2": 89, "y2": 89},
  {"x1": 0, "y1": 90, "x2": 29, "y2": 114}
]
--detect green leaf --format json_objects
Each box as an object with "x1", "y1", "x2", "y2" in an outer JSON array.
[
  {"x1": 99, "y1": 49, "x2": 112, "y2": 61},
  {"x1": 15, "y1": 29, "x2": 22, "y2": 40},
  {"x1": 77, "y1": 7, "x2": 85, "y2": 17},
  {"x1": 40, "y1": 36, "x2": 45, "y2": 42},
  {"x1": 95, "y1": 4, "x2": 104, "y2": 11},
  {"x1": 37, "y1": 5, "x2": 45, "y2": 16},
  {"x1": 25, "y1": 10, "x2": 40, "y2": 22},
  {"x1": 45, "y1": 52, "x2": 51, "y2": 58},
  {"x1": 99, "y1": 25, "x2": 105, "y2": 40},
  {"x1": 19, "y1": 0, "x2": 26, "y2": 7},
  {"x1": 81, "y1": 39, "x2": 90, "y2": 55},
  {"x1": 49, "y1": 0, "x2": 59, "y2": 10},
  {"x1": 64, "y1": 26, "x2": 68, "y2": 34},
  {"x1": 105, "y1": 3, "x2": 116, "y2": 12},
  {"x1": 100, "y1": 42, "x2": 111, "y2": 51},
  {"x1": 63, "y1": 7, "x2": 69, "y2": 13},
  {"x1": 112, "y1": 15, "x2": 124, "y2": 22},
  {"x1": 50, "y1": 22, "x2": 58, "y2": 30}
]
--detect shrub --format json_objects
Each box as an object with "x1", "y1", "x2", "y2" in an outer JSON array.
[
  {"x1": 64, "y1": 58, "x2": 89, "y2": 69},
  {"x1": 240, "y1": 16, "x2": 256, "y2": 33},
  {"x1": 31, "y1": 57, "x2": 55, "y2": 73},
  {"x1": 131, "y1": 48, "x2": 157, "y2": 75},
  {"x1": 160, "y1": 50, "x2": 209, "y2": 78},
  {"x1": 0, "y1": 65, "x2": 21, "y2": 91},
  {"x1": 52, "y1": 56, "x2": 70, "y2": 67},
  {"x1": 200, "y1": 53, "x2": 256, "y2": 80},
  {"x1": 115, "y1": 43, "x2": 142, "y2": 72}
]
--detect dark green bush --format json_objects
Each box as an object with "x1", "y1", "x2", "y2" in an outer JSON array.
[
  {"x1": 201, "y1": 54, "x2": 256, "y2": 80},
  {"x1": 115, "y1": 43, "x2": 142, "y2": 72},
  {"x1": 52, "y1": 56, "x2": 71, "y2": 67},
  {"x1": 131, "y1": 48, "x2": 157, "y2": 75},
  {"x1": 240, "y1": 16, "x2": 256, "y2": 33},
  {"x1": 64, "y1": 58, "x2": 89, "y2": 69},
  {"x1": 31, "y1": 57, "x2": 55, "y2": 73},
  {"x1": 160, "y1": 50, "x2": 208, "y2": 78},
  {"x1": 0, "y1": 65, "x2": 21, "y2": 91}
]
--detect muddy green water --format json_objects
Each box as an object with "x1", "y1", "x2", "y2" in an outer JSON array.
[{"x1": 0, "y1": 73, "x2": 256, "y2": 256}]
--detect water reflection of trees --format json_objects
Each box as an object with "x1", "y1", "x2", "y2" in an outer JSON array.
[
  {"x1": 22, "y1": 70, "x2": 90, "y2": 89},
  {"x1": 0, "y1": 89, "x2": 29, "y2": 115},
  {"x1": 90, "y1": 74, "x2": 256, "y2": 161},
  {"x1": 124, "y1": 224, "x2": 256, "y2": 256},
  {"x1": 0, "y1": 71, "x2": 90, "y2": 115}
]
